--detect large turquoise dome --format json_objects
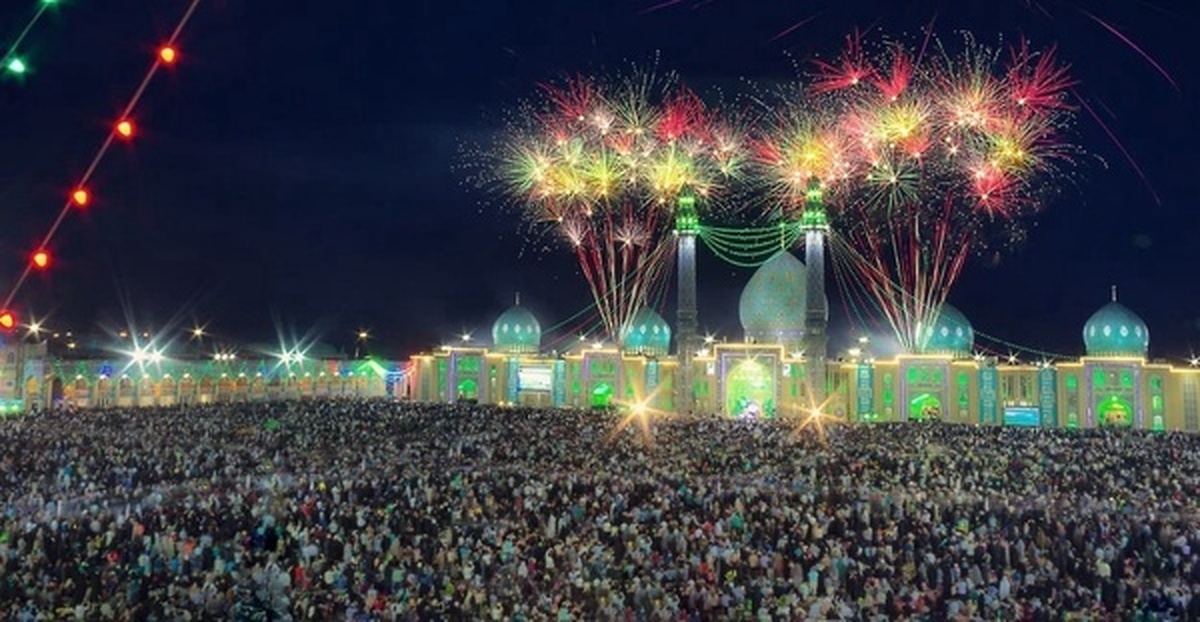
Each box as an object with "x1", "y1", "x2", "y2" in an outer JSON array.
[
  {"x1": 492, "y1": 302, "x2": 541, "y2": 354},
  {"x1": 1083, "y1": 293, "x2": 1148, "y2": 358},
  {"x1": 739, "y1": 251, "x2": 807, "y2": 347},
  {"x1": 621, "y1": 308, "x2": 671, "y2": 356},
  {"x1": 919, "y1": 305, "x2": 974, "y2": 356}
]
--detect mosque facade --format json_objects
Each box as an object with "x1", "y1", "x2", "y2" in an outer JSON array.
[{"x1": 410, "y1": 252, "x2": 1200, "y2": 432}]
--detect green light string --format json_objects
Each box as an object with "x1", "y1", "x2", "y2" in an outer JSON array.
[
  {"x1": 972, "y1": 329, "x2": 1079, "y2": 361},
  {"x1": 697, "y1": 221, "x2": 804, "y2": 268},
  {"x1": 2, "y1": 0, "x2": 60, "y2": 76}
]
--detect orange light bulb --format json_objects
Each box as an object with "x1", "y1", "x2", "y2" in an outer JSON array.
[
  {"x1": 117, "y1": 120, "x2": 134, "y2": 138},
  {"x1": 159, "y1": 46, "x2": 177, "y2": 64},
  {"x1": 32, "y1": 250, "x2": 50, "y2": 269},
  {"x1": 72, "y1": 189, "x2": 90, "y2": 207}
]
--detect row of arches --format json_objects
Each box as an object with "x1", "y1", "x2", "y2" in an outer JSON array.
[{"x1": 29, "y1": 373, "x2": 389, "y2": 409}]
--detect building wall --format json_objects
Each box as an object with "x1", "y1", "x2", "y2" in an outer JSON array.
[
  {"x1": 0, "y1": 354, "x2": 402, "y2": 413},
  {"x1": 411, "y1": 344, "x2": 1200, "y2": 432}
]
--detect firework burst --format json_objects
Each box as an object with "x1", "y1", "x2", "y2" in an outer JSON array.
[
  {"x1": 481, "y1": 67, "x2": 748, "y2": 343},
  {"x1": 753, "y1": 33, "x2": 1077, "y2": 352}
]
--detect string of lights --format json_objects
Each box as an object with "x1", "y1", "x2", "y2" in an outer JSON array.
[
  {"x1": 698, "y1": 221, "x2": 803, "y2": 268},
  {"x1": 1, "y1": 0, "x2": 63, "y2": 78},
  {"x1": 0, "y1": 0, "x2": 204, "y2": 332}
]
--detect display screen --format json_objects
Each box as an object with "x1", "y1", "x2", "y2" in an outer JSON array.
[
  {"x1": 1003, "y1": 406, "x2": 1040, "y2": 427},
  {"x1": 518, "y1": 365, "x2": 552, "y2": 392}
]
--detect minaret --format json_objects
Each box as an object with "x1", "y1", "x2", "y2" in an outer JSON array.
[
  {"x1": 802, "y1": 179, "x2": 830, "y2": 406},
  {"x1": 675, "y1": 190, "x2": 700, "y2": 415}
]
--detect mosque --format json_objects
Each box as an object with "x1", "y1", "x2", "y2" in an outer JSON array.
[{"x1": 410, "y1": 251, "x2": 1200, "y2": 432}]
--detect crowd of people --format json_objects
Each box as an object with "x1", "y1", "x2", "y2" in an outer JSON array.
[{"x1": 1, "y1": 398, "x2": 1198, "y2": 620}]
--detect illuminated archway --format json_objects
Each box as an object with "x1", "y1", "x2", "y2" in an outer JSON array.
[
  {"x1": 908, "y1": 393, "x2": 942, "y2": 422},
  {"x1": 591, "y1": 383, "x2": 614, "y2": 408},
  {"x1": 457, "y1": 378, "x2": 478, "y2": 401},
  {"x1": 724, "y1": 358, "x2": 776, "y2": 419},
  {"x1": 49, "y1": 377, "x2": 64, "y2": 404},
  {"x1": 1097, "y1": 395, "x2": 1133, "y2": 427}
]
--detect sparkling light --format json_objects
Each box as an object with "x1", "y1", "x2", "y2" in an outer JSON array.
[
  {"x1": 31, "y1": 250, "x2": 50, "y2": 269},
  {"x1": 72, "y1": 189, "x2": 90, "y2": 207},
  {"x1": 158, "y1": 46, "x2": 177, "y2": 64},
  {"x1": 116, "y1": 120, "x2": 134, "y2": 138}
]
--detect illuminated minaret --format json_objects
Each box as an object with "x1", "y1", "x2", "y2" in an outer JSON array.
[
  {"x1": 801, "y1": 180, "x2": 829, "y2": 406},
  {"x1": 675, "y1": 190, "x2": 700, "y2": 414}
]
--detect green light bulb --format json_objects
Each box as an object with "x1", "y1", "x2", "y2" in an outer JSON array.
[{"x1": 6, "y1": 57, "x2": 26, "y2": 74}]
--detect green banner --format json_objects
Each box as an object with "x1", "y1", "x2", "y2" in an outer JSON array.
[
  {"x1": 979, "y1": 367, "x2": 999, "y2": 425},
  {"x1": 856, "y1": 364, "x2": 874, "y2": 421},
  {"x1": 1038, "y1": 367, "x2": 1057, "y2": 427}
]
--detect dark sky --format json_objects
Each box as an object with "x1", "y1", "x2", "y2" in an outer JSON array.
[{"x1": 1, "y1": 0, "x2": 1197, "y2": 360}]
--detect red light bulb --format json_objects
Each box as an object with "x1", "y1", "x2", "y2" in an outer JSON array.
[
  {"x1": 117, "y1": 120, "x2": 134, "y2": 138},
  {"x1": 0, "y1": 311, "x2": 16, "y2": 332},
  {"x1": 32, "y1": 250, "x2": 50, "y2": 269},
  {"x1": 159, "y1": 46, "x2": 177, "y2": 64},
  {"x1": 72, "y1": 189, "x2": 90, "y2": 207}
]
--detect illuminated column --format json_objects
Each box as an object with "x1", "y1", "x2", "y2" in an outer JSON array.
[
  {"x1": 802, "y1": 181, "x2": 829, "y2": 406},
  {"x1": 675, "y1": 191, "x2": 700, "y2": 414}
]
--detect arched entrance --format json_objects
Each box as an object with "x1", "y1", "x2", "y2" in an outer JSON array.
[
  {"x1": 72, "y1": 377, "x2": 89, "y2": 408},
  {"x1": 1097, "y1": 395, "x2": 1133, "y2": 427},
  {"x1": 26, "y1": 377, "x2": 42, "y2": 409},
  {"x1": 457, "y1": 378, "x2": 478, "y2": 401},
  {"x1": 95, "y1": 377, "x2": 112, "y2": 407},
  {"x1": 908, "y1": 393, "x2": 943, "y2": 422},
  {"x1": 50, "y1": 377, "x2": 64, "y2": 405},
  {"x1": 117, "y1": 377, "x2": 134, "y2": 406},
  {"x1": 180, "y1": 376, "x2": 196, "y2": 404},
  {"x1": 591, "y1": 382, "x2": 614, "y2": 409},
  {"x1": 159, "y1": 377, "x2": 177, "y2": 406},
  {"x1": 724, "y1": 358, "x2": 776, "y2": 418},
  {"x1": 199, "y1": 377, "x2": 215, "y2": 403}
]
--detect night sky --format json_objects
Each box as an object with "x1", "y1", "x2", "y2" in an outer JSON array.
[{"x1": 1, "y1": 0, "x2": 1198, "y2": 360}]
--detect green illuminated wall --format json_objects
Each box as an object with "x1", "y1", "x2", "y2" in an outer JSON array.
[
  {"x1": 1064, "y1": 373, "x2": 1080, "y2": 428},
  {"x1": 856, "y1": 364, "x2": 875, "y2": 421},
  {"x1": 436, "y1": 359, "x2": 447, "y2": 401},
  {"x1": 725, "y1": 358, "x2": 776, "y2": 418},
  {"x1": 882, "y1": 372, "x2": 895, "y2": 421},
  {"x1": 1091, "y1": 366, "x2": 1137, "y2": 427},
  {"x1": 955, "y1": 371, "x2": 970, "y2": 423},
  {"x1": 1149, "y1": 374, "x2": 1165, "y2": 431},
  {"x1": 904, "y1": 363, "x2": 946, "y2": 422},
  {"x1": 1038, "y1": 368, "x2": 1057, "y2": 427}
]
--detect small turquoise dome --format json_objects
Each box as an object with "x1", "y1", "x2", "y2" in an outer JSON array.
[
  {"x1": 739, "y1": 251, "x2": 807, "y2": 347},
  {"x1": 621, "y1": 308, "x2": 672, "y2": 356},
  {"x1": 920, "y1": 305, "x2": 974, "y2": 356},
  {"x1": 1083, "y1": 291, "x2": 1148, "y2": 358},
  {"x1": 492, "y1": 301, "x2": 541, "y2": 354}
]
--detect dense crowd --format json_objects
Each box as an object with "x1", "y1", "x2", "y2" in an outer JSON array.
[{"x1": 1, "y1": 399, "x2": 1198, "y2": 620}]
